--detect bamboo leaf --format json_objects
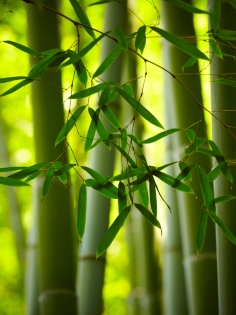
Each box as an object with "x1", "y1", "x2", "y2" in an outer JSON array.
[
  {"x1": 0, "y1": 166, "x2": 26, "y2": 172},
  {"x1": 118, "y1": 181, "x2": 127, "y2": 213},
  {"x1": 77, "y1": 183, "x2": 87, "y2": 241},
  {"x1": 85, "y1": 178, "x2": 118, "y2": 198},
  {"x1": 135, "y1": 25, "x2": 146, "y2": 54},
  {"x1": 54, "y1": 163, "x2": 76, "y2": 176},
  {"x1": 209, "y1": 140, "x2": 233, "y2": 184},
  {"x1": 198, "y1": 148, "x2": 215, "y2": 157},
  {"x1": 142, "y1": 128, "x2": 181, "y2": 144},
  {"x1": 9, "y1": 162, "x2": 50, "y2": 180},
  {"x1": 184, "y1": 138, "x2": 206, "y2": 155},
  {"x1": 0, "y1": 76, "x2": 30, "y2": 83},
  {"x1": 69, "y1": 81, "x2": 116, "y2": 99},
  {"x1": 81, "y1": 166, "x2": 109, "y2": 184},
  {"x1": 164, "y1": 0, "x2": 210, "y2": 14},
  {"x1": 96, "y1": 206, "x2": 131, "y2": 258},
  {"x1": 122, "y1": 84, "x2": 134, "y2": 97},
  {"x1": 115, "y1": 87, "x2": 164, "y2": 128},
  {"x1": 115, "y1": 28, "x2": 128, "y2": 51},
  {"x1": 185, "y1": 129, "x2": 196, "y2": 142},
  {"x1": 135, "y1": 203, "x2": 162, "y2": 231},
  {"x1": 69, "y1": 0, "x2": 96, "y2": 39},
  {"x1": 93, "y1": 44, "x2": 123, "y2": 78},
  {"x1": 176, "y1": 163, "x2": 197, "y2": 181},
  {"x1": 55, "y1": 105, "x2": 86, "y2": 146},
  {"x1": 210, "y1": 40, "x2": 223, "y2": 59},
  {"x1": 84, "y1": 108, "x2": 99, "y2": 153},
  {"x1": 210, "y1": 0, "x2": 221, "y2": 33},
  {"x1": 89, "y1": 0, "x2": 115, "y2": 5},
  {"x1": 112, "y1": 142, "x2": 137, "y2": 168},
  {"x1": 99, "y1": 87, "x2": 111, "y2": 105},
  {"x1": 0, "y1": 177, "x2": 30, "y2": 187},
  {"x1": 153, "y1": 170, "x2": 194, "y2": 194},
  {"x1": 207, "y1": 164, "x2": 221, "y2": 182},
  {"x1": 198, "y1": 167, "x2": 216, "y2": 212},
  {"x1": 150, "y1": 26, "x2": 209, "y2": 60},
  {"x1": 96, "y1": 111, "x2": 110, "y2": 149},
  {"x1": 25, "y1": 170, "x2": 42, "y2": 182},
  {"x1": 213, "y1": 78, "x2": 236, "y2": 88},
  {"x1": 75, "y1": 59, "x2": 87, "y2": 87},
  {"x1": 101, "y1": 105, "x2": 121, "y2": 129},
  {"x1": 182, "y1": 56, "x2": 198, "y2": 71},
  {"x1": 0, "y1": 79, "x2": 33, "y2": 97},
  {"x1": 214, "y1": 195, "x2": 236, "y2": 204},
  {"x1": 128, "y1": 134, "x2": 142, "y2": 147},
  {"x1": 138, "y1": 178, "x2": 149, "y2": 208},
  {"x1": 3, "y1": 40, "x2": 39, "y2": 56},
  {"x1": 196, "y1": 209, "x2": 208, "y2": 257},
  {"x1": 111, "y1": 166, "x2": 153, "y2": 181},
  {"x1": 41, "y1": 168, "x2": 55, "y2": 201},
  {"x1": 208, "y1": 210, "x2": 236, "y2": 245},
  {"x1": 149, "y1": 177, "x2": 157, "y2": 217}
]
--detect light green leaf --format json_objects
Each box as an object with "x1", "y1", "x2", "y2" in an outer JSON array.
[
  {"x1": 149, "y1": 177, "x2": 157, "y2": 217},
  {"x1": 101, "y1": 105, "x2": 121, "y2": 129},
  {"x1": 112, "y1": 143, "x2": 137, "y2": 168},
  {"x1": 93, "y1": 44, "x2": 123, "y2": 78},
  {"x1": 42, "y1": 168, "x2": 55, "y2": 201},
  {"x1": 0, "y1": 76, "x2": 30, "y2": 83},
  {"x1": 182, "y1": 56, "x2": 198, "y2": 71},
  {"x1": 135, "y1": 25, "x2": 146, "y2": 54},
  {"x1": 96, "y1": 110, "x2": 110, "y2": 149},
  {"x1": 214, "y1": 195, "x2": 236, "y2": 204},
  {"x1": 69, "y1": 0, "x2": 96, "y2": 39},
  {"x1": 142, "y1": 128, "x2": 180, "y2": 144},
  {"x1": 213, "y1": 78, "x2": 236, "y2": 88},
  {"x1": 84, "y1": 108, "x2": 99, "y2": 153},
  {"x1": 150, "y1": 26, "x2": 209, "y2": 61},
  {"x1": 3, "y1": 40, "x2": 39, "y2": 56},
  {"x1": 208, "y1": 210, "x2": 236, "y2": 245},
  {"x1": 135, "y1": 203, "x2": 162, "y2": 231},
  {"x1": 138, "y1": 177, "x2": 149, "y2": 208},
  {"x1": 96, "y1": 206, "x2": 131, "y2": 258},
  {"x1": 196, "y1": 209, "x2": 208, "y2": 257},
  {"x1": 77, "y1": 183, "x2": 87, "y2": 241},
  {"x1": 9, "y1": 162, "x2": 50, "y2": 180},
  {"x1": 184, "y1": 138, "x2": 206, "y2": 155},
  {"x1": 69, "y1": 81, "x2": 116, "y2": 99},
  {"x1": 81, "y1": 166, "x2": 109, "y2": 184},
  {"x1": 198, "y1": 167, "x2": 216, "y2": 212},
  {"x1": 210, "y1": 40, "x2": 223, "y2": 59},
  {"x1": 115, "y1": 87, "x2": 164, "y2": 128},
  {"x1": 164, "y1": 0, "x2": 210, "y2": 14},
  {"x1": 121, "y1": 130, "x2": 127, "y2": 150},
  {"x1": 0, "y1": 177, "x2": 30, "y2": 187},
  {"x1": 153, "y1": 170, "x2": 194, "y2": 194},
  {"x1": 157, "y1": 161, "x2": 178, "y2": 171},
  {"x1": 0, "y1": 79, "x2": 33, "y2": 97},
  {"x1": 85, "y1": 178, "x2": 118, "y2": 198},
  {"x1": 55, "y1": 105, "x2": 86, "y2": 146},
  {"x1": 128, "y1": 134, "x2": 142, "y2": 147},
  {"x1": 115, "y1": 28, "x2": 128, "y2": 51},
  {"x1": 25, "y1": 170, "x2": 42, "y2": 182},
  {"x1": 209, "y1": 140, "x2": 233, "y2": 184},
  {"x1": 118, "y1": 181, "x2": 127, "y2": 214}
]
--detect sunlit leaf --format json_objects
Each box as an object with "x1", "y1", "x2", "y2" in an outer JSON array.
[
  {"x1": 0, "y1": 76, "x2": 30, "y2": 83},
  {"x1": 149, "y1": 177, "x2": 157, "y2": 217},
  {"x1": 0, "y1": 177, "x2": 30, "y2": 187},
  {"x1": 156, "y1": 161, "x2": 178, "y2": 171},
  {"x1": 0, "y1": 79, "x2": 33, "y2": 97},
  {"x1": 85, "y1": 178, "x2": 118, "y2": 198},
  {"x1": 96, "y1": 206, "x2": 131, "y2": 258},
  {"x1": 112, "y1": 142, "x2": 137, "y2": 168},
  {"x1": 9, "y1": 162, "x2": 50, "y2": 180},
  {"x1": 0, "y1": 166, "x2": 26, "y2": 172},
  {"x1": 93, "y1": 44, "x2": 123, "y2": 78},
  {"x1": 164, "y1": 0, "x2": 210, "y2": 14},
  {"x1": 115, "y1": 28, "x2": 128, "y2": 51},
  {"x1": 42, "y1": 168, "x2": 55, "y2": 201},
  {"x1": 214, "y1": 195, "x2": 236, "y2": 204},
  {"x1": 69, "y1": 0, "x2": 96, "y2": 39},
  {"x1": 55, "y1": 105, "x2": 86, "y2": 146},
  {"x1": 196, "y1": 209, "x2": 208, "y2": 257},
  {"x1": 118, "y1": 181, "x2": 127, "y2": 213},
  {"x1": 101, "y1": 105, "x2": 121, "y2": 129},
  {"x1": 135, "y1": 203, "x2": 162, "y2": 231},
  {"x1": 142, "y1": 128, "x2": 181, "y2": 144},
  {"x1": 150, "y1": 27, "x2": 210, "y2": 60},
  {"x1": 135, "y1": 25, "x2": 146, "y2": 54},
  {"x1": 153, "y1": 170, "x2": 194, "y2": 194},
  {"x1": 209, "y1": 140, "x2": 233, "y2": 184},
  {"x1": 182, "y1": 56, "x2": 198, "y2": 71},
  {"x1": 77, "y1": 183, "x2": 87, "y2": 241},
  {"x1": 84, "y1": 108, "x2": 99, "y2": 153},
  {"x1": 198, "y1": 167, "x2": 216, "y2": 212},
  {"x1": 81, "y1": 166, "x2": 109, "y2": 184},
  {"x1": 3, "y1": 40, "x2": 39, "y2": 55},
  {"x1": 115, "y1": 87, "x2": 164, "y2": 128}
]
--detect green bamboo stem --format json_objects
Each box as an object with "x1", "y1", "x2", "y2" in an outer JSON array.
[
  {"x1": 77, "y1": 2, "x2": 126, "y2": 315},
  {"x1": 162, "y1": 2, "x2": 218, "y2": 314},
  {"x1": 26, "y1": 1, "x2": 77, "y2": 314},
  {"x1": 209, "y1": 2, "x2": 236, "y2": 313}
]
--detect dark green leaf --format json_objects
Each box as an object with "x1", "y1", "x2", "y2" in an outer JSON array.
[
  {"x1": 115, "y1": 87, "x2": 164, "y2": 128},
  {"x1": 69, "y1": 81, "x2": 116, "y2": 99},
  {"x1": 118, "y1": 181, "x2": 127, "y2": 213},
  {"x1": 210, "y1": 0, "x2": 221, "y2": 33},
  {"x1": 128, "y1": 134, "x2": 142, "y2": 147},
  {"x1": 135, "y1": 203, "x2": 162, "y2": 231},
  {"x1": 182, "y1": 56, "x2": 198, "y2": 71},
  {"x1": 142, "y1": 128, "x2": 181, "y2": 144},
  {"x1": 207, "y1": 164, "x2": 221, "y2": 182},
  {"x1": 101, "y1": 105, "x2": 121, "y2": 129},
  {"x1": 25, "y1": 170, "x2": 42, "y2": 182},
  {"x1": 85, "y1": 178, "x2": 118, "y2": 198},
  {"x1": 121, "y1": 130, "x2": 127, "y2": 150},
  {"x1": 3, "y1": 40, "x2": 39, "y2": 56},
  {"x1": 69, "y1": 0, "x2": 96, "y2": 39},
  {"x1": 153, "y1": 170, "x2": 194, "y2": 194},
  {"x1": 198, "y1": 148, "x2": 215, "y2": 157},
  {"x1": 208, "y1": 210, "x2": 236, "y2": 245},
  {"x1": 149, "y1": 177, "x2": 157, "y2": 217},
  {"x1": 75, "y1": 59, "x2": 87, "y2": 87},
  {"x1": 84, "y1": 108, "x2": 99, "y2": 153},
  {"x1": 185, "y1": 129, "x2": 196, "y2": 142},
  {"x1": 138, "y1": 177, "x2": 149, "y2": 208},
  {"x1": 81, "y1": 166, "x2": 109, "y2": 184},
  {"x1": 0, "y1": 177, "x2": 30, "y2": 187},
  {"x1": 54, "y1": 164, "x2": 76, "y2": 176},
  {"x1": 99, "y1": 87, "x2": 111, "y2": 106},
  {"x1": 176, "y1": 163, "x2": 197, "y2": 181},
  {"x1": 228, "y1": 0, "x2": 236, "y2": 9},
  {"x1": 150, "y1": 27, "x2": 209, "y2": 60},
  {"x1": 0, "y1": 79, "x2": 33, "y2": 97},
  {"x1": 93, "y1": 45, "x2": 123, "y2": 78},
  {"x1": 115, "y1": 28, "x2": 128, "y2": 51},
  {"x1": 164, "y1": 0, "x2": 209, "y2": 14},
  {"x1": 0, "y1": 166, "x2": 26, "y2": 172},
  {"x1": 213, "y1": 78, "x2": 236, "y2": 88},
  {"x1": 135, "y1": 25, "x2": 146, "y2": 54},
  {"x1": 55, "y1": 105, "x2": 86, "y2": 146},
  {"x1": 214, "y1": 195, "x2": 236, "y2": 204},
  {"x1": 77, "y1": 183, "x2": 87, "y2": 241},
  {"x1": 112, "y1": 142, "x2": 137, "y2": 168},
  {"x1": 111, "y1": 166, "x2": 153, "y2": 181},
  {"x1": 42, "y1": 168, "x2": 55, "y2": 201},
  {"x1": 198, "y1": 167, "x2": 216, "y2": 212},
  {"x1": 196, "y1": 209, "x2": 208, "y2": 257},
  {"x1": 130, "y1": 173, "x2": 149, "y2": 186},
  {"x1": 210, "y1": 40, "x2": 223, "y2": 59},
  {"x1": 0, "y1": 76, "x2": 30, "y2": 83},
  {"x1": 184, "y1": 138, "x2": 206, "y2": 155},
  {"x1": 9, "y1": 162, "x2": 50, "y2": 180},
  {"x1": 156, "y1": 161, "x2": 178, "y2": 171},
  {"x1": 96, "y1": 206, "x2": 131, "y2": 258}
]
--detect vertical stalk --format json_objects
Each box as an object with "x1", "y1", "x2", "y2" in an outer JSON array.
[
  {"x1": 162, "y1": 2, "x2": 218, "y2": 314},
  {"x1": 26, "y1": 1, "x2": 77, "y2": 314},
  {"x1": 209, "y1": 2, "x2": 236, "y2": 314}
]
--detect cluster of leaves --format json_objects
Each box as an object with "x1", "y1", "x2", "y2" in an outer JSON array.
[{"x1": 1, "y1": 0, "x2": 236, "y2": 258}]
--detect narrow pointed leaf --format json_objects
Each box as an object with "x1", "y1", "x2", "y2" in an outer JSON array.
[
  {"x1": 153, "y1": 170, "x2": 194, "y2": 194},
  {"x1": 111, "y1": 166, "x2": 153, "y2": 181},
  {"x1": 196, "y1": 209, "x2": 208, "y2": 256},
  {"x1": 210, "y1": 40, "x2": 223, "y2": 59},
  {"x1": 69, "y1": 81, "x2": 116, "y2": 99},
  {"x1": 157, "y1": 161, "x2": 178, "y2": 171},
  {"x1": 9, "y1": 162, "x2": 50, "y2": 180},
  {"x1": 75, "y1": 59, "x2": 87, "y2": 87},
  {"x1": 130, "y1": 173, "x2": 149, "y2": 186},
  {"x1": 210, "y1": 0, "x2": 221, "y2": 33},
  {"x1": 138, "y1": 178, "x2": 149, "y2": 208},
  {"x1": 214, "y1": 195, "x2": 236, "y2": 204},
  {"x1": 182, "y1": 56, "x2": 198, "y2": 71},
  {"x1": 84, "y1": 108, "x2": 99, "y2": 153},
  {"x1": 150, "y1": 26, "x2": 210, "y2": 61},
  {"x1": 0, "y1": 76, "x2": 30, "y2": 83},
  {"x1": 198, "y1": 148, "x2": 215, "y2": 157},
  {"x1": 164, "y1": 0, "x2": 210, "y2": 14},
  {"x1": 118, "y1": 181, "x2": 127, "y2": 213},
  {"x1": 213, "y1": 78, "x2": 236, "y2": 88},
  {"x1": 149, "y1": 177, "x2": 157, "y2": 217},
  {"x1": 176, "y1": 163, "x2": 197, "y2": 181},
  {"x1": 135, "y1": 203, "x2": 162, "y2": 231},
  {"x1": 55, "y1": 105, "x2": 86, "y2": 146},
  {"x1": 96, "y1": 206, "x2": 131, "y2": 258},
  {"x1": 3, "y1": 40, "x2": 39, "y2": 55},
  {"x1": 81, "y1": 166, "x2": 109, "y2": 184},
  {"x1": 54, "y1": 163, "x2": 76, "y2": 176},
  {"x1": 207, "y1": 164, "x2": 221, "y2": 182},
  {"x1": 185, "y1": 138, "x2": 206, "y2": 155},
  {"x1": 185, "y1": 129, "x2": 196, "y2": 142},
  {"x1": 142, "y1": 128, "x2": 181, "y2": 144},
  {"x1": 0, "y1": 166, "x2": 26, "y2": 172},
  {"x1": 115, "y1": 28, "x2": 128, "y2": 51},
  {"x1": 115, "y1": 87, "x2": 164, "y2": 128},
  {"x1": 128, "y1": 134, "x2": 142, "y2": 147},
  {"x1": 101, "y1": 105, "x2": 121, "y2": 129},
  {"x1": 99, "y1": 87, "x2": 111, "y2": 106},
  {"x1": 198, "y1": 167, "x2": 216, "y2": 212},
  {"x1": 69, "y1": 0, "x2": 96, "y2": 39},
  {"x1": 93, "y1": 44, "x2": 123, "y2": 78},
  {"x1": 42, "y1": 168, "x2": 55, "y2": 201},
  {"x1": 112, "y1": 142, "x2": 137, "y2": 168},
  {"x1": 0, "y1": 79, "x2": 33, "y2": 97},
  {"x1": 122, "y1": 85, "x2": 134, "y2": 97},
  {"x1": 0, "y1": 177, "x2": 30, "y2": 187},
  {"x1": 77, "y1": 183, "x2": 87, "y2": 241},
  {"x1": 85, "y1": 178, "x2": 118, "y2": 198},
  {"x1": 135, "y1": 25, "x2": 146, "y2": 54}
]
